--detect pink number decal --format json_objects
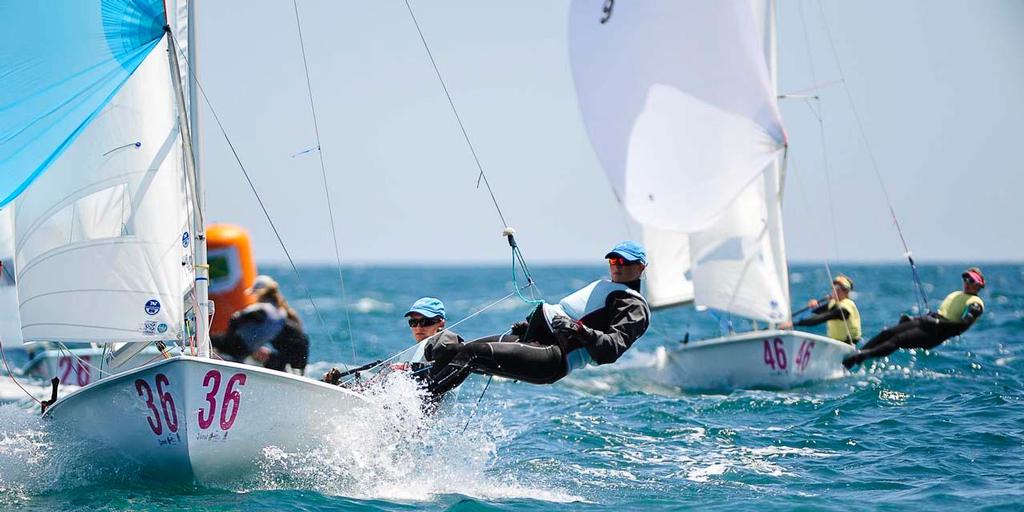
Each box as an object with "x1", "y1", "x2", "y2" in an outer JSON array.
[
  {"x1": 763, "y1": 339, "x2": 776, "y2": 369},
  {"x1": 773, "y1": 338, "x2": 788, "y2": 370},
  {"x1": 198, "y1": 370, "x2": 221, "y2": 430},
  {"x1": 58, "y1": 357, "x2": 72, "y2": 383},
  {"x1": 219, "y1": 373, "x2": 246, "y2": 431},
  {"x1": 797, "y1": 340, "x2": 815, "y2": 371},
  {"x1": 76, "y1": 356, "x2": 91, "y2": 386},
  {"x1": 135, "y1": 378, "x2": 162, "y2": 435},
  {"x1": 155, "y1": 373, "x2": 178, "y2": 433}
]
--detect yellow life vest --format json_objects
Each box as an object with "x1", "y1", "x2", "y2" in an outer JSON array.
[
  {"x1": 826, "y1": 298, "x2": 861, "y2": 343},
  {"x1": 938, "y1": 291, "x2": 984, "y2": 321}
]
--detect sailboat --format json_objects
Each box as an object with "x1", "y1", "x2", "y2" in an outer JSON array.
[
  {"x1": 568, "y1": 0, "x2": 854, "y2": 391},
  {"x1": 1, "y1": 0, "x2": 366, "y2": 482}
]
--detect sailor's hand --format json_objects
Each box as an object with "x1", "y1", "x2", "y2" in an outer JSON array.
[
  {"x1": 321, "y1": 367, "x2": 342, "y2": 385},
  {"x1": 510, "y1": 321, "x2": 529, "y2": 337},
  {"x1": 550, "y1": 316, "x2": 581, "y2": 335},
  {"x1": 253, "y1": 346, "x2": 273, "y2": 362},
  {"x1": 779, "y1": 321, "x2": 793, "y2": 330},
  {"x1": 806, "y1": 299, "x2": 819, "y2": 308}
]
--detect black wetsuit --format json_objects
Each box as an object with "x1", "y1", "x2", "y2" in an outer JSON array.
[
  {"x1": 425, "y1": 279, "x2": 650, "y2": 386},
  {"x1": 843, "y1": 304, "x2": 982, "y2": 368},
  {"x1": 796, "y1": 303, "x2": 848, "y2": 327},
  {"x1": 212, "y1": 304, "x2": 310, "y2": 374}
]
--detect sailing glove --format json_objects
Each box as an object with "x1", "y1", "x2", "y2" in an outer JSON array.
[{"x1": 510, "y1": 321, "x2": 529, "y2": 337}]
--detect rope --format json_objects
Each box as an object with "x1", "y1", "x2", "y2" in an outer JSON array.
[
  {"x1": 0, "y1": 338, "x2": 43, "y2": 406},
  {"x1": 813, "y1": 2, "x2": 930, "y2": 312},
  {"x1": 291, "y1": 0, "x2": 358, "y2": 362},
  {"x1": 402, "y1": 0, "x2": 509, "y2": 230},
  {"x1": 168, "y1": 34, "x2": 349, "y2": 372},
  {"x1": 461, "y1": 375, "x2": 492, "y2": 434}
]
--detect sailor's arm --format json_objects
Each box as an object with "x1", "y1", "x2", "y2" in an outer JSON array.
[
  {"x1": 576, "y1": 293, "x2": 650, "y2": 365},
  {"x1": 794, "y1": 305, "x2": 847, "y2": 327}
]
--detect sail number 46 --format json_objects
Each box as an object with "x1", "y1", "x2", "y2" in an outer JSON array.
[
  {"x1": 762, "y1": 338, "x2": 815, "y2": 372},
  {"x1": 134, "y1": 370, "x2": 246, "y2": 437}
]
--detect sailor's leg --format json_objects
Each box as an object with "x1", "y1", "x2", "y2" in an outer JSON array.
[
  {"x1": 844, "y1": 321, "x2": 937, "y2": 368},
  {"x1": 429, "y1": 335, "x2": 567, "y2": 385},
  {"x1": 860, "y1": 320, "x2": 918, "y2": 351}
]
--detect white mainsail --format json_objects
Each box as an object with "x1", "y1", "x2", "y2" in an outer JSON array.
[
  {"x1": 569, "y1": 0, "x2": 790, "y2": 321},
  {"x1": 13, "y1": 33, "x2": 192, "y2": 344}
]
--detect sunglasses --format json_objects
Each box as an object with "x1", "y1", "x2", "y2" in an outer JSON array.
[
  {"x1": 607, "y1": 257, "x2": 638, "y2": 266},
  {"x1": 962, "y1": 276, "x2": 981, "y2": 285},
  {"x1": 407, "y1": 316, "x2": 441, "y2": 328}
]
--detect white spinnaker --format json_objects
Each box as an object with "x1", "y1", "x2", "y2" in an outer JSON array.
[
  {"x1": 569, "y1": 0, "x2": 786, "y2": 233},
  {"x1": 0, "y1": 208, "x2": 23, "y2": 346},
  {"x1": 570, "y1": 0, "x2": 790, "y2": 321},
  {"x1": 14, "y1": 35, "x2": 191, "y2": 344}
]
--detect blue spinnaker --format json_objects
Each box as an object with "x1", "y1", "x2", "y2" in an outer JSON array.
[{"x1": 0, "y1": 0, "x2": 166, "y2": 207}]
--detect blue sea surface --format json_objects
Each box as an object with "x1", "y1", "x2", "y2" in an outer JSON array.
[{"x1": 1, "y1": 263, "x2": 1022, "y2": 511}]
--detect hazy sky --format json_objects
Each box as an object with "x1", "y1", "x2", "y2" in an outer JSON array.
[{"x1": 195, "y1": 1, "x2": 1024, "y2": 265}]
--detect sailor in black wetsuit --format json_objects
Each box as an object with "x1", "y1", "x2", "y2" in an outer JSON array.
[
  {"x1": 212, "y1": 275, "x2": 309, "y2": 375},
  {"x1": 843, "y1": 267, "x2": 986, "y2": 369},
  {"x1": 425, "y1": 241, "x2": 651, "y2": 386},
  {"x1": 320, "y1": 297, "x2": 469, "y2": 403},
  {"x1": 779, "y1": 274, "x2": 861, "y2": 345}
]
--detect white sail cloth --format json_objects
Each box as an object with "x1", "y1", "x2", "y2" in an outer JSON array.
[
  {"x1": 0, "y1": 208, "x2": 23, "y2": 346},
  {"x1": 569, "y1": 0, "x2": 785, "y2": 233},
  {"x1": 569, "y1": 0, "x2": 790, "y2": 321},
  {"x1": 14, "y1": 37, "x2": 191, "y2": 343}
]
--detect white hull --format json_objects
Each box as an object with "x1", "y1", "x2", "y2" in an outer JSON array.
[
  {"x1": 44, "y1": 356, "x2": 367, "y2": 484},
  {"x1": 652, "y1": 330, "x2": 855, "y2": 392}
]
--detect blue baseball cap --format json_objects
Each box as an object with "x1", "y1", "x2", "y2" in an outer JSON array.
[
  {"x1": 405, "y1": 297, "x2": 445, "y2": 319},
  {"x1": 604, "y1": 240, "x2": 647, "y2": 266}
]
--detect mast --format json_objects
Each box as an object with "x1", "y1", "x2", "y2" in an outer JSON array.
[
  {"x1": 761, "y1": 0, "x2": 790, "y2": 324},
  {"x1": 166, "y1": 27, "x2": 211, "y2": 357}
]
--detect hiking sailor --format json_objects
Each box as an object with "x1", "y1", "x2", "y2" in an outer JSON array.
[
  {"x1": 780, "y1": 274, "x2": 861, "y2": 345},
  {"x1": 843, "y1": 267, "x2": 986, "y2": 369},
  {"x1": 211, "y1": 275, "x2": 309, "y2": 374},
  {"x1": 425, "y1": 241, "x2": 651, "y2": 385},
  {"x1": 322, "y1": 297, "x2": 470, "y2": 401}
]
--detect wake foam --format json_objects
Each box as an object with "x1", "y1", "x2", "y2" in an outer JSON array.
[{"x1": 250, "y1": 372, "x2": 580, "y2": 503}]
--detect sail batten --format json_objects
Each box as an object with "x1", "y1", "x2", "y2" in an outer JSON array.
[{"x1": 9, "y1": 1, "x2": 192, "y2": 345}]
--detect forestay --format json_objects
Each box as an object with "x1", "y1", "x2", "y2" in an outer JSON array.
[
  {"x1": 569, "y1": 0, "x2": 790, "y2": 321},
  {"x1": 5, "y1": 0, "x2": 193, "y2": 343}
]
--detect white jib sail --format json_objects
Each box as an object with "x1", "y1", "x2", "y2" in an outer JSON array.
[{"x1": 14, "y1": 34, "x2": 192, "y2": 344}]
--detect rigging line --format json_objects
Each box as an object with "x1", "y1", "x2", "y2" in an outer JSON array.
[
  {"x1": 292, "y1": 0, "x2": 357, "y2": 362},
  {"x1": 402, "y1": 0, "x2": 508, "y2": 230},
  {"x1": 813, "y1": 1, "x2": 930, "y2": 311},
  {"x1": 0, "y1": 338, "x2": 43, "y2": 406},
  {"x1": 798, "y1": 0, "x2": 843, "y2": 268},
  {"x1": 362, "y1": 288, "x2": 522, "y2": 373},
  {"x1": 168, "y1": 34, "x2": 350, "y2": 372}
]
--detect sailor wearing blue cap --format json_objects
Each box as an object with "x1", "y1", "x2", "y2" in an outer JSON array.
[
  {"x1": 404, "y1": 297, "x2": 447, "y2": 341},
  {"x1": 425, "y1": 241, "x2": 651, "y2": 386},
  {"x1": 323, "y1": 296, "x2": 470, "y2": 404}
]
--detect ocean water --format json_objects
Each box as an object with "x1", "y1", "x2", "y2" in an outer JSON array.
[{"x1": 0, "y1": 263, "x2": 1021, "y2": 511}]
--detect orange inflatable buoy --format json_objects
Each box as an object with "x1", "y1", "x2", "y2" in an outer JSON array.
[{"x1": 206, "y1": 223, "x2": 258, "y2": 336}]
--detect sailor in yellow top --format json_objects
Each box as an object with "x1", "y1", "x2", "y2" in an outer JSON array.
[
  {"x1": 780, "y1": 274, "x2": 861, "y2": 344},
  {"x1": 843, "y1": 267, "x2": 986, "y2": 369}
]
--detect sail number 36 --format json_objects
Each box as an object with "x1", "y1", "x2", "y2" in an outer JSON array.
[{"x1": 134, "y1": 370, "x2": 246, "y2": 436}]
